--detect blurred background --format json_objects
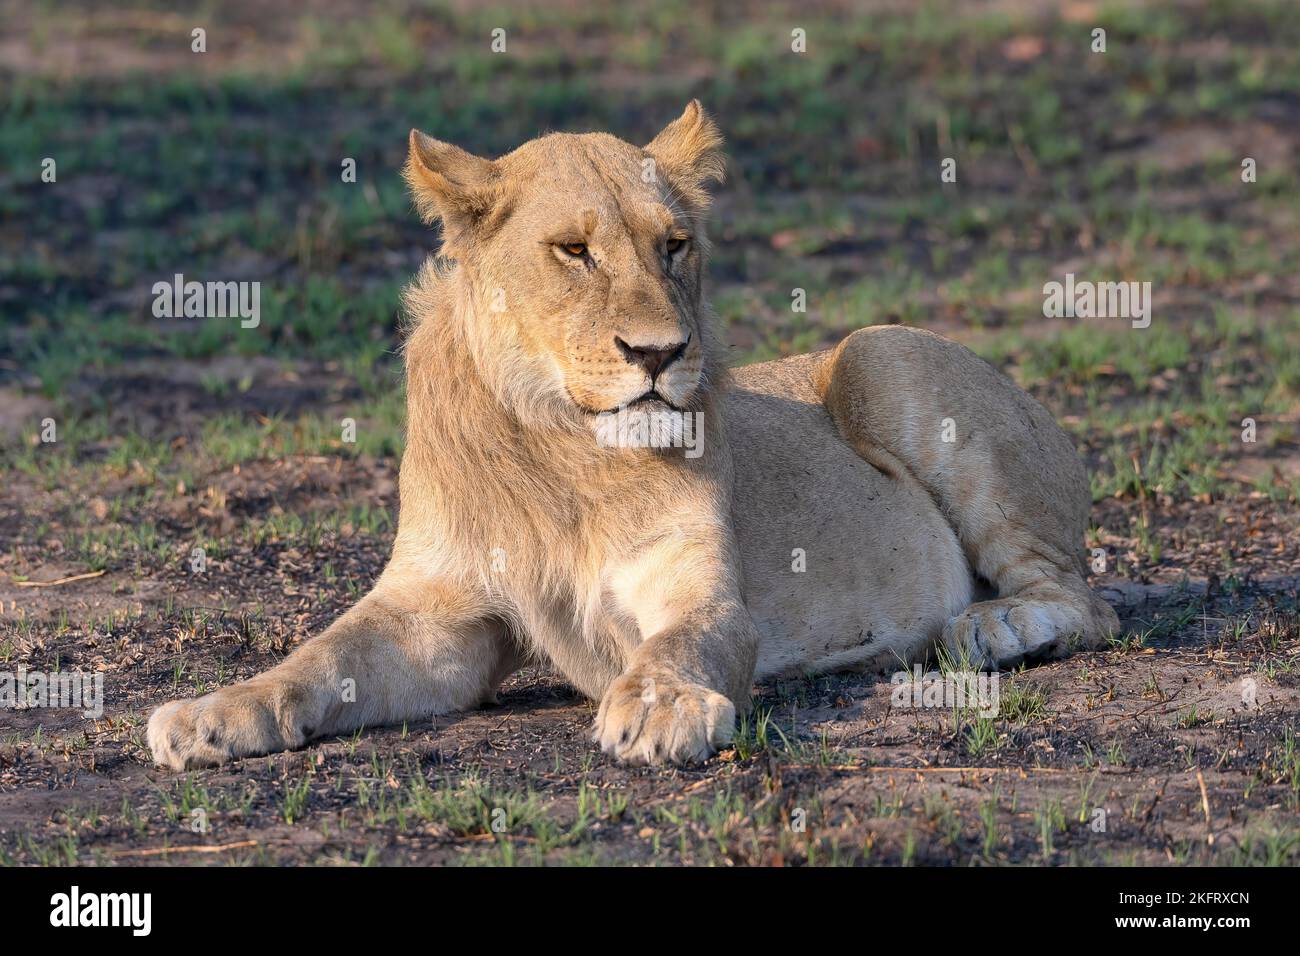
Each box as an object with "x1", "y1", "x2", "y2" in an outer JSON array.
[
  {"x1": 2, "y1": 0, "x2": 1300, "y2": 869},
  {"x1": 2, "y1": 0, "x2": 1298, "y2": 594}
]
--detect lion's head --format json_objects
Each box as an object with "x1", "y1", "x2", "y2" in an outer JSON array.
[{"x1": 403, "y1": 101, "x2": 725, "y2": 437}]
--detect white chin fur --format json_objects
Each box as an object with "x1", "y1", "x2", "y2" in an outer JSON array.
[{"x1": 591, "y1": 405, "x2": 705, "y2": 458}]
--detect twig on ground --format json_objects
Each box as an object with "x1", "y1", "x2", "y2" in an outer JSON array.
[{"x1": 14, "y1": 570, "x2": 106, "y2": 588}]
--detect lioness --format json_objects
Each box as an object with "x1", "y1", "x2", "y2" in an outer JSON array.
[{"x1": 149, "y1": 102, "x2": 1118, "y2": 769}]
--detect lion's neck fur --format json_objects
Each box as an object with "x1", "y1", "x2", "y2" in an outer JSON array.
[{"x1": 392, "y1": 258, "x2": 732, "y2": 603}]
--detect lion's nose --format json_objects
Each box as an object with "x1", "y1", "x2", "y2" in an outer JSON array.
[{"x1": 614, "y1": 335, "x2": 689, "y2": 381}]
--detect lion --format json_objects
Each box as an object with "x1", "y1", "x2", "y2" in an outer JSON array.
[{"x1": 148, "y1": 101, "x2": 1119, "y2": 770}]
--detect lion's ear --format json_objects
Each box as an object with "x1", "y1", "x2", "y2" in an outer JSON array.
[
  {"x1": 404, "y1": 130, "x2": 499, "y2": 249},
  {"x1": 643, "y1": 100, "x2": 726, "y2": 208}
]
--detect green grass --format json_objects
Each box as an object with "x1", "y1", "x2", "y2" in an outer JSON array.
[{"x1": 3, "y1": 0, "x2": 1297, "y2": 535}]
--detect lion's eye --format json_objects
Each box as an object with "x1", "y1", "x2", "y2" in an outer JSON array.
[
  {"x1": 560, "y1": 241, "x2": 587, "y2": 258},
  {"x1": 666, "y1": 236, "x2": 688, "y2": 256}
]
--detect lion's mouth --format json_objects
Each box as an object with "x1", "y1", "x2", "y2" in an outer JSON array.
[
  {"x1": 570, "y1": 388, "x2": 687, "y2": 416},
  {"x1": 624, "y1": 389, "x2": 684, "y2": 412}
]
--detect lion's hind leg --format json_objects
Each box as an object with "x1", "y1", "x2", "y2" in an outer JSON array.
[
  {"x1": 816, "y1": 325, "x2": 1119, "y2": 669},
  {"x1": 937, "y1": 538, "x2": 1119, "y2": 669}
]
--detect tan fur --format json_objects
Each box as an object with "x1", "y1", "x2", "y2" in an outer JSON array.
[{"x1": 148, "y1": 102, "x2": 1118, "y2": 771}]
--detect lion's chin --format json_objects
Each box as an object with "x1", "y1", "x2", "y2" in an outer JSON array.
[{"x1": 588, "y1": 402, "x2": 705, "y2": 457}]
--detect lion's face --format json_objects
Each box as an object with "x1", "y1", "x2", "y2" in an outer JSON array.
[
  {"x1": 485, "y1": 141, "x2": 708, "y2": 418},
  {"x1": 405, "y1": 102, "x2": 725, "y2": 434}
]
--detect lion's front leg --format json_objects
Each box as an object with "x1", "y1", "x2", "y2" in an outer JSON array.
[
  {"x1": 147, "y1": 577, "x2": 515, "y2": 770},
  {"x1": 594, "y1": 648, "x2": 741, "y2": 765},
  {"x1": 593, "y1": 527, "x2": 759, "y2": 765}
]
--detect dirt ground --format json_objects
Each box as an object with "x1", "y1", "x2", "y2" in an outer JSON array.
[
  {"x1": 2, "y1": 0, "x2": 1299, "y2": 865},
  {"x1": 2, "y1": 452, "x2": 1298, "y2": 865}
]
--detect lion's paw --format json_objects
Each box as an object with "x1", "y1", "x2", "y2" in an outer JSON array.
[
  {"x1": 942, "y1": 598, "x2": 1092, "y2": 669},
  {"x1": 147, "y1": 684, "x2": 300, "y2": 771},
  {"x1": 593, "y1": 671, "x2": 734, "y2": 765}
]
